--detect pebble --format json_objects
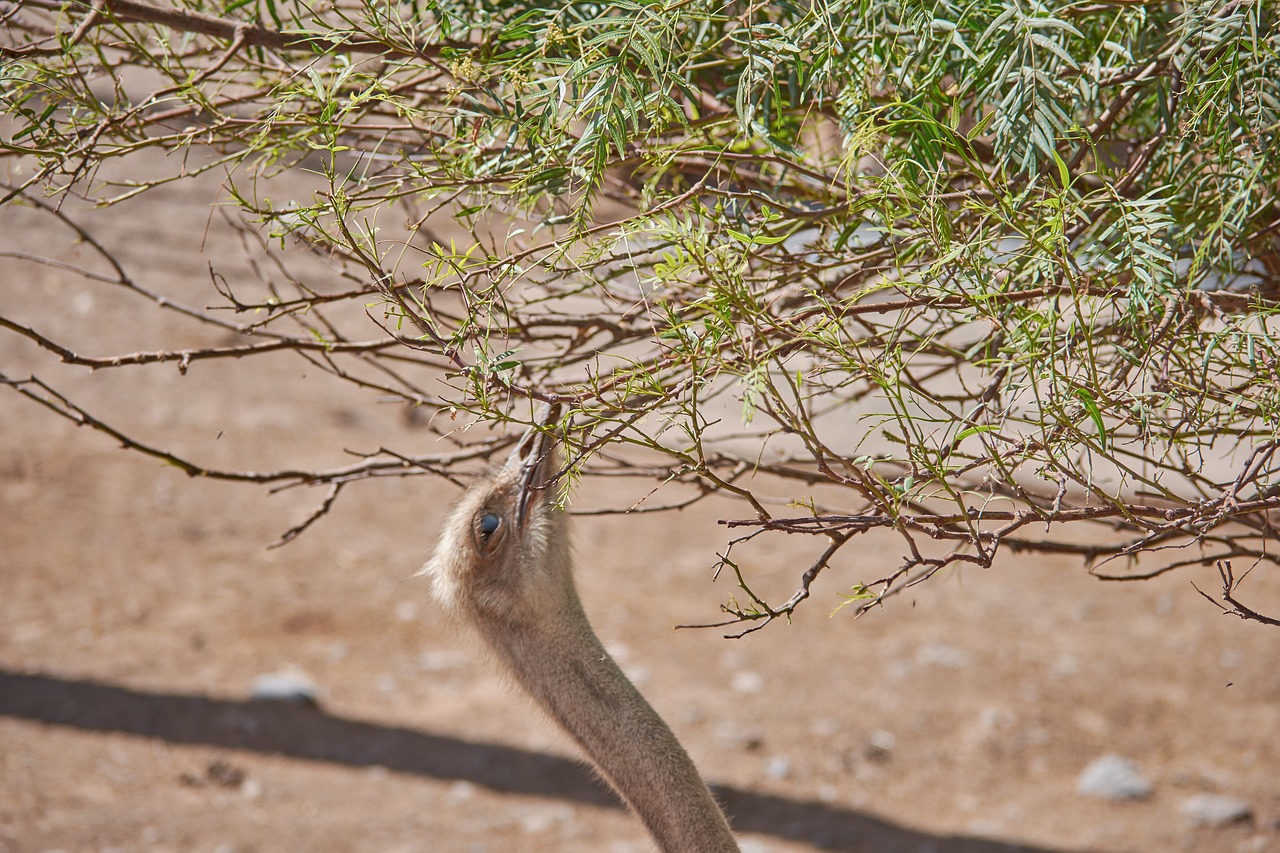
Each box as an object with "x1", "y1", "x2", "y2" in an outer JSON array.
[
  {"x1": 865, "y1": 729, "x2": 896, "y2": 762},
  {"x1": 250, "y1": 667, "x2": 319, "y2": 706},
  {"x1": 518, "y1": 804, "x2": 574, "y2": 834},
  {"x1": 1178, "y1": 793, "x2": 1252, "y2": 827},
  {"x1": 764, "y1": 755, "x2": 792, "y2": 780},
  {"x1": 448, "y1": 781, "x2": 477, "y2": 803},
  {"x1": 622, "y1": 663, "x2": 651, "y2": 687},
  {"x1": 1077, "y1": 754, "x2": 1152, "y2": 800},
  {"x1": 714, "y1": 722, "x2": 765, "y2": 751}
]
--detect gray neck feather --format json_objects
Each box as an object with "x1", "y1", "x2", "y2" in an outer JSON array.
[{"x1": 475, "y1": 594, "x2": 740, "y2": 853}]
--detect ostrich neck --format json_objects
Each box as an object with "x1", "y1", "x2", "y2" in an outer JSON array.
[{"x1": 475, "y1": 596, "x2": 739, "y2": 853}]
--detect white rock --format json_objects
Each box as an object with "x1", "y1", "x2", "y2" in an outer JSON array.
[
  {"x1": 1178, "y1": 793, "x2": 1252, "y2": 826},
  {"x1": 250, "y1": 667, "x2": 318, "y2": 706},
  {"x1": 448, "y1": 781, "x2": 477, "y2": 803},
  {"x1": 764, "y1": 756, "x2": 792, "y2": 780},
  {"x1": 518, "y1": 804, "x2": 574, "y2": 834},
  {"x1": 622, "y1": 664, "x2": 650, "y2": 687},
  {"x1": 1077, "y1": 754, "x2": 1152, "y2": 800},
  {"x1": 868, "y1": 729, "x2": 896, "y2": 753},
  {"x1": 977, "y1": 707, "x2": 1014, "y2": 732}
]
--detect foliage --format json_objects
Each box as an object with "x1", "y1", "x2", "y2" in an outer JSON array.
[{"x1": 3, "y1": 0, "x2": 1279, "y2": 632}]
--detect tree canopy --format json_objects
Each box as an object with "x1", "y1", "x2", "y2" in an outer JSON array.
[{"x1": 3, "y1": 0, "x2": 1279, "y2": 632}]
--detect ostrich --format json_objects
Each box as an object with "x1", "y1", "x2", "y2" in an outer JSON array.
[{"x1": 422, "y1": 408, "x2": 740, "y2": 853}]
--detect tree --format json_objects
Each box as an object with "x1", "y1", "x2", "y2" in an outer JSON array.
[{"x1": 3, "y1": 0, "x2": 1278, "y2": 633}]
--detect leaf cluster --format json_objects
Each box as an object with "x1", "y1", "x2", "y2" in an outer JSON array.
[{"x1": 2, "y1": 0, "x2": 1278, "y2": 629}]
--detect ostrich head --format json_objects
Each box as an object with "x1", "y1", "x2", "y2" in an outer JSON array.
[{"x1": 424, "y1": 404, "x2": 570, "y2": 626}]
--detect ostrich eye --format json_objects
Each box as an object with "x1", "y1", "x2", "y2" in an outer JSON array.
[{"x1": 477, "y1": 512, "x2": 502, "y2": 539}]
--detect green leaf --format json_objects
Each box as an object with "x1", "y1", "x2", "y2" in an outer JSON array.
[
  {"x1": 1075, "y1": 388, "x2": 1109, "y2": 451},
  {"x1": 956, "y1": 424, "x2": 999, "y2": 442},
  {"x1": 1052, "y1": 149, "x2": 1071, "y2": 189}
]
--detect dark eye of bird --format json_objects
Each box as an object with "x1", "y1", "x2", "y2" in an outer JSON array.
[{"x1": 478, "y1": 512, "x2": 501, "y2": 539}]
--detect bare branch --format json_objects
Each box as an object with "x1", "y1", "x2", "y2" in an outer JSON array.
[{"x1": 1194, "y1": 561, "x2": 1280, "y2": 627}]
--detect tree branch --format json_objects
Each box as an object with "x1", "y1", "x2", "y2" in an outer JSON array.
[
  {"x1": 1194, "y1": 561, "x2": 1280, "y2": 627},
  {"x1": 5, "y1": 0, "x2": 461, "y2": 60}
]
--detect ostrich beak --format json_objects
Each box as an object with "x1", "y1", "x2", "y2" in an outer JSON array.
[{"x1": 507, "y1": 402, "x2": 562, "y2": 531}]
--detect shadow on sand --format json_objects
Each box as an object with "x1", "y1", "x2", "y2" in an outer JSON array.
[{"x1": 0, "y1": 669, "x2": 1079, "y2": 852}]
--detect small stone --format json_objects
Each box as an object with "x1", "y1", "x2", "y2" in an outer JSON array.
[
  {"x1": 865, "y1": 729, "x2": 896, "y2": 762},
  {"x1": 448, "y1": 781, "x2": 477, "y2": 803},
  {"x1": 518, "y1": 804, "x2": 573, "y2": 834},
  {"x1": 1077, "y1": 754, "x2": 1152, "y2": 800},
  {"x1": 714, "y1": 722, "x2": 765, "y2": 751},
  {"x1": 250, "y1": 667, "x2": 318, "y2": 706},
  {"x1": 205, "y1": 760, "x2": 245, "y2": 789},
  {"x1": 764, "y1": 756, "x2": 792, "y2": 780},
  {"x1": 730, "y1": 670, "x2": 764, "y2": 693},
  {"x1": 1178, "y1": 793, "x2": 1252, "y2": 827},
  {"x1": 622, "y1": 664, "x2": 650, "y2": 687},
  {"x1": 976, "y1": 708, "x2": 1014, "y2": 732}
]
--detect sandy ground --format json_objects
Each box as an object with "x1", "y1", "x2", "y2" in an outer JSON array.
[{"x1": 2, "y1": 161, "x2": 1279, "y2": 853}]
